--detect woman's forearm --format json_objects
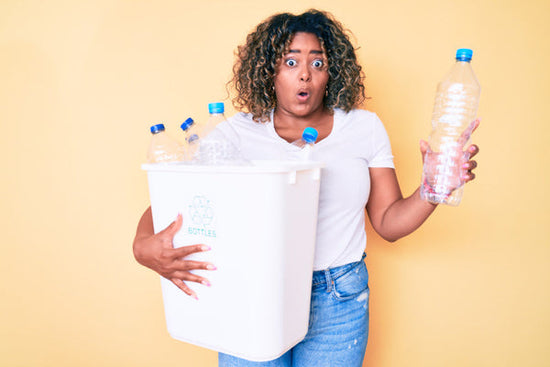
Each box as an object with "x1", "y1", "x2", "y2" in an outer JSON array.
[
  {"x1": 135, "y1": 206, "x2": 154, "y2": 239},
  {"x1": 374, "y1": 187, "x2": 437, "y2": 242},
  {"x1": 367, "y1": 168, "x2": 437, "y2": 242},
  {"x1": 133, "y1": 206, "x2": 154, "y2": 263}
]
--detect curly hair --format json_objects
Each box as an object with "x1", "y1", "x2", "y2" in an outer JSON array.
[{"x1": 229, "y1": 9, "x2": 366, "y2": 122}]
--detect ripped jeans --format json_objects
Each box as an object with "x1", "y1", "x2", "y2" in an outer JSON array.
[{"x1": 218, "y1": 254, "x2": 369, "y2": 367}]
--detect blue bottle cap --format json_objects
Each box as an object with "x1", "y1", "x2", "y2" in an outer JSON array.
[
  {"x1": 302, "y1": 127, "x2": 318, "y2": 143},
  {"x1": 180, "y1": 117, "x2": 194, "y2": 131},
  {"x1": 150, "y1": 124, "x2": 165, "y2": 134},
  {"x1": 456, "y1": 48, "x2": 473, "y2": 62},
  {"x1": 208, "y1": 102, "x2": 225, "y2": 114}
]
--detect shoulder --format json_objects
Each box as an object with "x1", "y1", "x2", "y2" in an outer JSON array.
[
  {"x1": 339, "y1": 108, "x2": 376, "y2": 118},
  {"x1": 221, "y1": 111, "x2": 271, "y2": 140},
  {"x1": 226, "y1": 112, "x2": 256, "y2": 125},
  {"x1": 337, "y1": 108, "x2": 380, "y2": 123},
  {"x1": 226, "y1": 111, "x2": 273, "y2": 128},
  {"x1": 335, "y1": 108, "x2": 387, "y2": 134}
]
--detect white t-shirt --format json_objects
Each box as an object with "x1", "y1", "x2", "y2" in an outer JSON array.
[{"x1": 217, "y1": 108, "x2": 394, "y2": 270}]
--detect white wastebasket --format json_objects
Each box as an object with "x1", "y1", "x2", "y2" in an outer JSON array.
[{"x1": 142, "y1": 161, "x2": 323, "y2": 361}]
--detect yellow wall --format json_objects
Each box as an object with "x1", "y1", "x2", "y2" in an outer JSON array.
[{"x1": 1, "y1": 0, "x2": 548, "y2": 366}]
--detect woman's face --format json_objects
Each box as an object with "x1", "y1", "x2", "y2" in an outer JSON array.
[{"x1": 274, "y1": 32, "x2": 329, "y2": 118}]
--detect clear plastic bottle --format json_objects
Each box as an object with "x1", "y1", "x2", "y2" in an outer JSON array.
[
  {"x1": 180, "y1": 117, "x2": 199, "y2": 161},
  {"x1": 193, "y1": 102, "x2": 243, "y2": 165},
  {"x1": 290, "y1": 127, "x2": 318, "y2": 161},
  {"x1": 420, "y1": 48, "x2": 481, "y2": 206},
  {"x1": 204, "y1": 102, "x2": 226, "y2": 134},
  {"x1": 147, "y1": 123, "x2": 184, "y2": 163}
]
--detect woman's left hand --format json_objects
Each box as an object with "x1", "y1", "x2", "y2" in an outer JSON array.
[
  {"x1": 462, "y1": 142, "x2": 479, "y2": 182},
  {"x1": 420, "y1": 118, "x2": 480, "y2": 184},
  {"x1": 458, "y1": 118, "x2": 480, "y2": 183}
]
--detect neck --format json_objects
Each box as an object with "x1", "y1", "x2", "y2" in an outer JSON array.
[
  {"x1": 272, "y1": 107, "x2": 334, "y2": 143},
  {"x1": 273, "y1": 107, "x2": 331, "y2": 130}
]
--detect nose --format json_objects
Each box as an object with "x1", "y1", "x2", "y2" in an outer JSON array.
[{"x1": 300, "y1": 65, "x2": 311, "y2": 82}]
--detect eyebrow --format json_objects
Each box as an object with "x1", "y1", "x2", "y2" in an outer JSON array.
[{"x1": 287, "y1": 49, "x2": 324, "y2": 54}]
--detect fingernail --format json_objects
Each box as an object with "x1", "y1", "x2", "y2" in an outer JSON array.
[
  {"x1": 201, "y1": 280, "x2": 211, "y2": 287},
  {"x1": 201, "y1": 245, "x2": 211, "y2": 251},
  {"x1": 462, "y1": 163, "x2": 469, "y2": 169},
  {"x1": 193, "y1": 294, "x2": 199, "y2": 300},
  {"x1": 207, "y1": 264, "x2": 217, "y2": 270}
]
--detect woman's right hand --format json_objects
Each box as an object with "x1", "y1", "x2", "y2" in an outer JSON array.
[{"x1": 133, "y1": 210, "x2": 216, "y2": 299}]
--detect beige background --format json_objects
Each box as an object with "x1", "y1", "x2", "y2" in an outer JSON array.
[{"x1": 1, "y1": 0, "x2": 549, "y2": 366}]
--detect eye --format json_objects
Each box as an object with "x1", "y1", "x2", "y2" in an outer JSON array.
[
  {"x1": 312, "y1": 59, "x2": 324, "y2": 68},
  {"x1": 285, "y1": 59, "x2": 297, "y2": 67}
]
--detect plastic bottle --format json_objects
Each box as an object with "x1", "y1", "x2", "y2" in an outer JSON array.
[
  {"x1": 180, "y1": 117, "x2": 200, "y2": 161},
  {"x1": 147, "y1": 123, "x2": 184, "y2": 163},
  {"x1": 204, "y1": 102, "x2": 227, "y2": 133},
  {"x1": 420, "y1": 48, "x2": 480, "y2": 206},
  {"x1": 290, "y1": 127, "x2": 318, "y2": 161},
  {"x1": 193, "y1": 102, "x2": 243, "y2": 165}
]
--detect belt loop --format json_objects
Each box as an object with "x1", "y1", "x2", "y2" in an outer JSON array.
[{"x1": 324, "y1": 270, "x2": 332, "y2": 293}]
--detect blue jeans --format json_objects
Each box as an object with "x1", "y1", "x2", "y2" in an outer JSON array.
[{"x1": 218, "y1": 255, "x2": 369, "y2": 367}]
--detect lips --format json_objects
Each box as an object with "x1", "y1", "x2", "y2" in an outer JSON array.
[{"x1": 297, "y1": 89, "x2": 310, "y2": 102}]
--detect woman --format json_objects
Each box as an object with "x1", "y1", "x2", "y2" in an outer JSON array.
[{"x1": 133, "y1": 9, "x2": 479, "y2": 366}]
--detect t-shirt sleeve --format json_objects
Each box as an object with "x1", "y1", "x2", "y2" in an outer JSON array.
[{"x1": 368, "y1": 114, "x2": 395, "y2": 168}]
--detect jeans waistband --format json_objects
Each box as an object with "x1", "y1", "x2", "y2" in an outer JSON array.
[{"x1": 311, "y1": 253, "x2": 366, "y2": 290}]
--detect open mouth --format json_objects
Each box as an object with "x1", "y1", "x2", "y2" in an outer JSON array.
[{"x1": 297, "y1": 91, "x2": 310, "y2": 101}]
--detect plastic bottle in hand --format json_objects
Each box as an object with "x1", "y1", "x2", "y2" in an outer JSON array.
[
  {"x1": 420, "y1": 48, "x2": 480, "y2": 206},
  {"x1": 290, "y1": 127, "x2": 318, "y2": 161},
  {"x1": 147, "y1": 123, "x2": 184, "y2": 163}
]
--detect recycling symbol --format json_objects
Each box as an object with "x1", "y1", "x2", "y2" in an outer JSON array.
[{"x1": 189, "y1": 195, "x2": 214, "y2": 227}]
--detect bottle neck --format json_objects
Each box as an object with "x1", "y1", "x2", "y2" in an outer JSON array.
[{"x1": 208, "y1": 112, "x2": 226, "y2": 124}]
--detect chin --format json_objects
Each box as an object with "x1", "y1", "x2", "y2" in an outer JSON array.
[{"x1": 292, "y1": 104, "x2": 322, "y2": 116}]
